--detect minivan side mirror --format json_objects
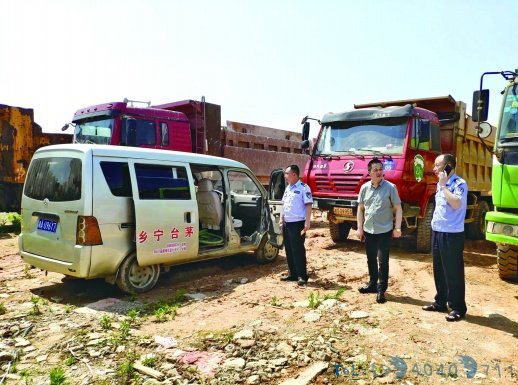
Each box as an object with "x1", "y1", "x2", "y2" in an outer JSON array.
[{"x1": 472, "y1": 89, "x2": 489, "y2": 122}]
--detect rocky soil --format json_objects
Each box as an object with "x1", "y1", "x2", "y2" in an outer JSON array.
[{"x1": 0, "y1": 216, "x2": 517, "y2": 385}]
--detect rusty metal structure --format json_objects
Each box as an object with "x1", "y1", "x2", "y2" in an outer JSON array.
[{"x1": 0, "y1": 105, "x2": 71, "y2": 212}]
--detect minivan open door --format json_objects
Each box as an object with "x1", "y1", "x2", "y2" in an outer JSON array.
[
  {"x1": 129, "y1": 160, "x2": 199, "y2": 266},
  {"x1": 266, "y1": 168, "x2": 285, "y2": 247}
]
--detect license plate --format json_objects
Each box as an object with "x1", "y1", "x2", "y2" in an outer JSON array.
[
  {"x1": 37, "y1": 218, "x2": 58, "y2": 233},
  {"x1": 333, "y1": 207, "x2": 353, "y2": 216}
]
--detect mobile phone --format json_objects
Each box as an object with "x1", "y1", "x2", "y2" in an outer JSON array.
[{"x1": 444, "y1": 164, "x2": 452, "y2": 175}]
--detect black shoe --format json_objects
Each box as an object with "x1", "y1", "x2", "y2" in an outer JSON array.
[
  {"x1": 297, "y1": 277, "x2": 307, "y2": 286},
  {"x1": 358, "y1": 284, "x2": 377, "y2": 294},
  {"x1": 422, "y1": 303, "x2": 447, "y2": 312},
  {"x1": 445, "y1": 310, "x2": 464, "y2": 322},
  {"x1": 376, "y1": 291, "x2": 386, "y2": 304},
  {"x1": 280, "y1": 275, "x2": 297, "y2": 282}
]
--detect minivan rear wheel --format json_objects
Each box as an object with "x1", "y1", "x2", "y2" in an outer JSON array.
[{"x1": 116, "y1": 253, "x2": 160, "y2": 294}]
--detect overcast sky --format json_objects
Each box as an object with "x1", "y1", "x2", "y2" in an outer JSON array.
[{"x1": 2, "y1": 0, "x2": 517, "y2": 137}]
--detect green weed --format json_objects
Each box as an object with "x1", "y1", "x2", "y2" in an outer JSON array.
[
  {"x1": 29, "y1": 297, "x2": 42, "y2": 316},
  {"x1": 99, "y1": 315, "x2": 112, "y2": 330},
  {"x1": 49, "y1": 367, "x2": 67, "y2": 385},
  {"x1": 64, "y1": 356, "x2": 77, "y2": 366},
  {"x1": 0, "y1": 302, "x2": 6, "y2": 315},
  {"x1": 140, "y1": 356, "x2": 156, "y2": 368}
]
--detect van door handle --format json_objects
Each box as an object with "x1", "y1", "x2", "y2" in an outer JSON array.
[{"x1": 185, "y1": 212, "x2": 191, "y2": 223}]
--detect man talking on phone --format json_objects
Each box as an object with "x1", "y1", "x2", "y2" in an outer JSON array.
[{"x1": 423, "y1": 154, "x2": 468, "y2": 322}]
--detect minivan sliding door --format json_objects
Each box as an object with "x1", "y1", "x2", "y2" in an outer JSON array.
[{"x1": 129, "y1": 161, "x2": 198, "y2": 265}]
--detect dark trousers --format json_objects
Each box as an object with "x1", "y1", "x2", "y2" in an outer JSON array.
[
  {"x1": 431, "y1": 231, "x2": 467, "y2": 315},
  {"x1": 364, "y1": 230, "x2": 392, "y2": 292},
  {"x1": 283, "y1": 221, "x2": 307, "y2": 280}
]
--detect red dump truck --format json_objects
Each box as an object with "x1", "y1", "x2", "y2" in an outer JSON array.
[
  {"x1": 0, "y1": 104, "x2": 71, "y2": 212},
  {"x1": 64, "y1": 99, "x2": 308, "y2": 186},
  {"x1": 300, "y1": 95, "x2": 494, "y2": 251}
]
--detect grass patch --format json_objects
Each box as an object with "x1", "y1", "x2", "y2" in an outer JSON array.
[{"x1": 0, "y1": 212, "x2": 21, "y2": 233}]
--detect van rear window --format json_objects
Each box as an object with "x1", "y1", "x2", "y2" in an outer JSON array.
[
  {"x1": 24, "y1": 157, "x2": 82, "y2": 201},
  {"x1": 135, "y1": 164, "x2": 190, "y2": 200},
  {"x1": 100, "y1": 162, "x2": 132, "y2": 197}
]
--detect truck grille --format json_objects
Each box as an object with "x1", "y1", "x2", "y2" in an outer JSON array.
[{"x1": 314, "y1": 173, "x2": 365, "y2": 193}]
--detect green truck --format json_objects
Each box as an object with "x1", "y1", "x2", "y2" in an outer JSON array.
[{"x1": 473, "y1": 70, "x2": 518, "y2": 281}]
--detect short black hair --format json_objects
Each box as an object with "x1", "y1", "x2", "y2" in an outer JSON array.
[
  {"x1": 443, "y1": 154, "x2": 456, "y2": 168},
  {"x1": 287, "y1": 164, "x2": 300, "y2": 177},
  {"x1": 367, "y1": 158, "x2": 382, "y2": 172}
]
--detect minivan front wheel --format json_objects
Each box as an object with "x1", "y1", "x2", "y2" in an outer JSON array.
[
  {"x1": 255, "y1": 235, "x2": 279, "y2": 264},
  {"x1": 116, "y1": 254, "x2": 160, "y2": 294}
]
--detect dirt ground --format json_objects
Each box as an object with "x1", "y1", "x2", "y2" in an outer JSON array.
[{"x1": 0, "y1": 216, "x2": 517, "y2": 384}]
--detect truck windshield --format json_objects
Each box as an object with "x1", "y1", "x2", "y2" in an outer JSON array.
[
  {"x1": 500, "y1": 84, "x2": 518, "y2": 142},
  {"x1": 314, "y1": 117, "x2": 407, "y2": 156},
  {"x1": 74, "y1": 117, "x2": 114, "y2": 144}
]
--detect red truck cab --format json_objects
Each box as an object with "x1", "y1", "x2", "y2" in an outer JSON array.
[
  {"x1": 302, "y1": 96, "x2": 492, "y2": 251},
  {"x1": 70, "y1": 100, "x2": 204, "y2": 153}
]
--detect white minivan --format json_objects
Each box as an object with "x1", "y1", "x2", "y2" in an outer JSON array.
[{"x1": 19, "y1": 144, "x2": 285, "y2": 293}]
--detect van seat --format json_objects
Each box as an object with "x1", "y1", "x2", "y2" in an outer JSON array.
[{"x1": 197, "y1": 178, "x2": 223, "y2": 230}]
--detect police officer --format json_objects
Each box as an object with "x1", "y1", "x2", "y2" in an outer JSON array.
[
  {"x1": 279, "y1": 164, "x2": 313, "y2": 286},
  {"x1": 422, "y1": 154, "x2": 468, "y2": 321}
]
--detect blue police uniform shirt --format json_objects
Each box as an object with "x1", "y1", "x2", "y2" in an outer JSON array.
[
  {"x1": 282, "y1": 180, "x2": 313, "y2": 222},
  {"x1": 431, "y1": 173, "x2": 467, "y2": 233}
]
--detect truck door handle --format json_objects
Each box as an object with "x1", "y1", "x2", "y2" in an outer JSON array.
[{"x1": 185, "y1": 212, "x2": 191, "y2": 223}]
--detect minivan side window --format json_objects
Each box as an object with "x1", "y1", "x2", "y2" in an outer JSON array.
[
  {"x1": 24, "y1": 157, "x2": 82, "y2": 201},
  {"x1": 100, "y1": 162, "x2": 132, "y2": 197},
  {"x1": 228, "y1": 171, "x2": 261, "y2": 196},
  {"x1": 135, "y1": 164, "x2": 191, "y2": 200}
]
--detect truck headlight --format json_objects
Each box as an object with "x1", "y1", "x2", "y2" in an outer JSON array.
[{"x1": 487, "y1": 221, "x2": 518, "y2": 237}]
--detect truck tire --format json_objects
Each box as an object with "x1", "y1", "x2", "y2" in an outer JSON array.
[
  {"x1": 416, "y1": 201, "x2": 434, "y2": 253},
  {"x1": 255, "y1": 235, "x2": 279, "y2": 264},
  {"x1": 466, "y1": 200, "x2": 489, "y2": 240},
  {"x1": 497, "y1": 244, "x2": 518, "y2": 281},
  {"x1": 116, "y1": 253, "x2": 160, "y2": 294},
  {"x1": 329, "y1": 221, "x2": 351, "y2": 243}
]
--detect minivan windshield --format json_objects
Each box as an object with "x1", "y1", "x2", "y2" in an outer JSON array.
[
  {"x1": 314, "y1": 117, "x2": 407, "y2": 156},
  {"x1": 74, "y1": 117, "x2": 114, "y2": 144},
  {"x1": 24, "y1": 157, "x2": 82, "y2": 201}
]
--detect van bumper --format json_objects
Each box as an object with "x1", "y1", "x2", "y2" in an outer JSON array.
[{"x1": 19, "y1": 235, "x2": 92, "y2": 278}]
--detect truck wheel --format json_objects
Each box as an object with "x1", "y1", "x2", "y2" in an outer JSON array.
[
  {"x1": 116, "y1": 253, "x2": 160, "y2": 294},
  {"x1": 255, "y1": 235, "x2": 279, "y2": 264},
  {"x1": 416, "y1": 201, "x2": 434, "y2": 253},
  {"x1": 466, "y1": 200, "x2": 489, "y2": 240},
  {"x1": 497, "y1": 244, "x2": 518, "y2": 281},
  {"x1": 329, "y1": 221, "x2": 351, "y2": 243}
]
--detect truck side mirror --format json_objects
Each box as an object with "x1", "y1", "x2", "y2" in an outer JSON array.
[
  {"x1": 301, "y1": 140, "x2": 310, "y2": 149},
  {"x1": 122, "y1": 118, "x2": 137, "y2": 147},
  {"x1": 302, "y1": 122, "x2": 310, "y2": 141},
  {"x1": 472, "y1": 89, "x2": 489, "y2": 122}
]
